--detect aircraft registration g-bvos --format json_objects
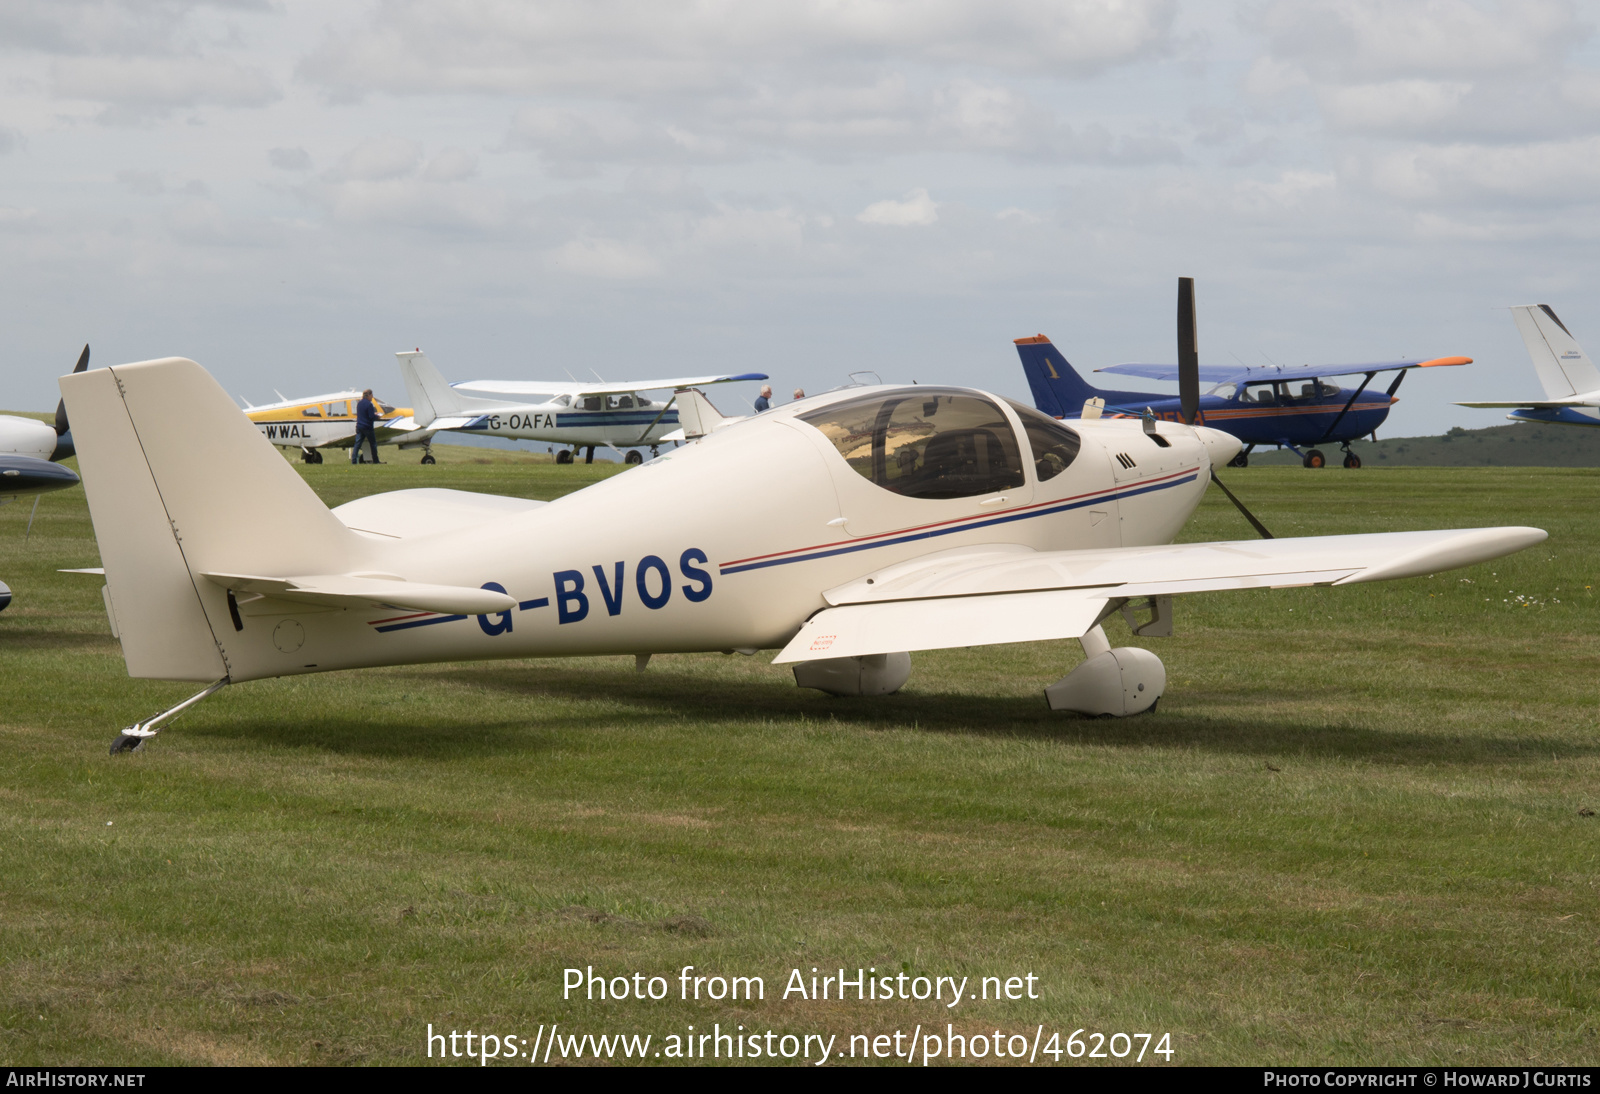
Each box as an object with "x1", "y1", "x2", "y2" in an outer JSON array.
[
  {"x1": 1456, "y1": 305, "x2": 1600, "y2": 428},
  {"x1": 245, "y1": 391, "x2": 441, "y2": 464},
  {"x1": 1016, "y1": 306, "x2": 1471, "y2": 468},
  {"x1": 398, "y1": 350, "x2": 767, "y2": 465},
  {"x1": 61, "y1": 352, "x2": 1544, "y2": 755}
]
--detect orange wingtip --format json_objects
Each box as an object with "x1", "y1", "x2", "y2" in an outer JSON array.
[
  {"x1": 1418, "y1": 356, "x2": 1471, "y2": 367},
  {"x1": 1013, "y1": 334, "x2": 1053, "y2": 345}
]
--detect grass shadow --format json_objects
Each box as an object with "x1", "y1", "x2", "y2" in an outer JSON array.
[{"x1": 187, "y1": 661, "x2": 1599, "y2": 767}]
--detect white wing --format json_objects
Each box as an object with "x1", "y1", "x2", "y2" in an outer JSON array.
[
  {"x1": 774, "y1": 528, "x2": 1545, "y2": 663},
  {"x1": 451, "y1": 372, "x2": 767, "y2": 397}
]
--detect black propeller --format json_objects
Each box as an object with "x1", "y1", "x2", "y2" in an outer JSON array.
[
  {"x1": 1177, "y1": 276, "x2": 1199, "y2": 426},
  {"x1": 1176, "y1": 278, "x2": 1274, "y2": 539},
  {"x1": 50, "y1": 344, "x2": 89, "y2": 462}
]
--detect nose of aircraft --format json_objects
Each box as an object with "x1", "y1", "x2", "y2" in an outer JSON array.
[{"x1": 1194, "y1": 426, "x2": 1242, "y2": 468}]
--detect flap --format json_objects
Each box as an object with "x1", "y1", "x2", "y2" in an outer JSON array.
[
  {"x1": 201, "y1": 572, "x2": 515, "y2": 615},
  {"x1": 774, "y1": 590, "x2": 1109, "y2": 664}
]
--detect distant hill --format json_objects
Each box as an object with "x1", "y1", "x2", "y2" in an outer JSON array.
[{"x1": 1247, "y1": 420, "x2": 1600, "y2": 468}]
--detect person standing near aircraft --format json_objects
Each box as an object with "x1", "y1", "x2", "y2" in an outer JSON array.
[
  {"x1": 352, "y1": 388, "x2": 381, "y2": 464},
  {"x1": 792, "y1": 388, "x2": 806, "y2": 401},
  {"x1": 754, "y1": 385, "x2": 772, "y2": 412}
]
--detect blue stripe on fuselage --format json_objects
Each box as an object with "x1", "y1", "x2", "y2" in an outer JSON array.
[{"x1": 720, "y1": 472, "x2": 1199, "y2": 575}]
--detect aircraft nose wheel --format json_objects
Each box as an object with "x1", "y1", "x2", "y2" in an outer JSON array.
[
  {"x1": 555, "y1": 449, "x2": 574, "y2": 465},
  {"x1": 1342, "y1": 452, "x2": 1362, "y2": 469},
  {"x1": 1303, "y1": 449, "x2": 1327, "y2": 469},
  {"x1": 1228, "y1": 452, "x2": 1249, "y2": 468},
  {"x1": 420, "y1": 453, "x2": 436, "y2": 465},
  {"x1": 624, "y1": 450, "x2": 643, "y2": 465}
]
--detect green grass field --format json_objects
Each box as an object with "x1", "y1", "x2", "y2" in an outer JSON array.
[{"x1": 2, "y1": 447, "x2": 1597, "y2": 1066}]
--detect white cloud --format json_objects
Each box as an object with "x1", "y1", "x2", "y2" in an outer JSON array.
[
  {"x1": 326, "y1": 137, "x2": 423, "y2": 182},
  {"x1": 550, "y1": 236, "x2": 660, "y2": 279},
  {"x1": 857, "y1": 187, "x2": 939, "y2": 226},
  {"x1": 268, "y1": 146, "x2": 311, "y2": 171},
  {"x1": 423, "y1": 147, "x2": 478, "y2": 182},
  {"x1": 299, "y1": 0, "x2": 1178, "y2": 99},
  {"x1": 52, "y1": 55, "x2": 279, "y2": 122}
]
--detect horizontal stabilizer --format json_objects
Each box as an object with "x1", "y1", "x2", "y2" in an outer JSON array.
[
  {"x1": 203, "y1": 572, "x2": 515, "y2": 615},
  {"x1": 1455, "y1": 398, "x2": 1600, "y2": 409}
]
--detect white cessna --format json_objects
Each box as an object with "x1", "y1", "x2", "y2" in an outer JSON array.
[
  {"x1": 63, "y1": 283, "x2": 1545, "y2": 753},
  {"x1": 397, "y1": 350, "x2": 767, "y2": 464}
]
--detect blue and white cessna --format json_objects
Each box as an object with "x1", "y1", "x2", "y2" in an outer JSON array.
[{"x1": 398, "y1": 351, "x2": 767, "y2": 464}]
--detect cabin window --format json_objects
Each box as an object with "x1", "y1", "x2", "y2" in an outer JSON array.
[
  {"x1": 799, "y1": 389, "x2": 1025, "y2": 499},
  {"x1": 1005, "y1": 400, "x2": 1082, "y2": 482},
  {"x1": 581, "y1": 396, "x2": 602, "y2": 411},
  {"x1": 1207, "y1": 383, "x2": 1237, "y2": 400},
  {"x1": 554, "y1": 395, "x2": 572, "y2": 407},
  {"x1": 607, "y1": 394, "x2": 635, "y2": 409},
  {"x1": 301, "y1": 406, "x2": 322, "y2": 417},
  {"x1": 1241, "y1": 383, "x2": 1276, "y2": 405},
  {"x1": 325, "y1": 401, "x2": 348, "y2": 417}
]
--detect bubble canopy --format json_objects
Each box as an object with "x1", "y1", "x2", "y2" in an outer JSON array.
[{"x1": 797, "y1": 388, "x2": 1077, "y2": 500}]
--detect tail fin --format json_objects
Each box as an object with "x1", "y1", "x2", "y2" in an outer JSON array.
[
  {"x1": 396, "y1": 351, "x2": 462, "y2": 427},
  {"x1": 61, "y1": 357, "x2": 366, "y2": 680},
  {"x1": 1014, "y1": 335, "x2": 1105, "y2": 418},
  {"x1": 674, "y1": 388, "x2": 731, "y2": 438},
  {"x1": 1510, "y1": 305, "x2": 1600, "y2": 399}
]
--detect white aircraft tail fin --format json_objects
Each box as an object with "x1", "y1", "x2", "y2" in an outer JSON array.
[
  {"x1": 396, "y1": 351, "x2": 461, "y2": 427},
  {"x1": 1510, "y1": 304, "x2": 1600, "y2": 399},
  {"x1": 60, "y1": 357, "x2": 368, "y2": 681},
  {"x1": 674, "y1": 388, "x2": 731, "y2": 439}
]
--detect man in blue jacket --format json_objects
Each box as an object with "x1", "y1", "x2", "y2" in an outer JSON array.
[{"x1": 352, "y1": 388, "x2": 382, "y2": 464}]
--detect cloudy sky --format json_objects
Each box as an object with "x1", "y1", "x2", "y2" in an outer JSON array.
[{"x1": 4, "y1": 0, "x2": 1599, "y2": 436}]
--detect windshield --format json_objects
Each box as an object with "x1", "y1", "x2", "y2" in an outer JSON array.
[
  {"x1": 1004, "y1": 399, "x2": 1082, "y2": 482},
  {"x1": 799, "y1": 390, "x2": 1025, "y2": 499}
]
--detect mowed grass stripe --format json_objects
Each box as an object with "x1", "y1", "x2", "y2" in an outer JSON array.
[{"x1": 1, "y1": 451, "x2": 1596, "y2": 1064}]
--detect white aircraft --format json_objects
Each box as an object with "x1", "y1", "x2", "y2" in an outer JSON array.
[
  {"x1": 243, "y1": 389, "x2": 443, "y2": 464},
  {"x1": 1457, "y1": 305, "x2": 1600, "y2": 427},
  {"x1": 63, "y1": 288, "x2": 1546, "y2": 754},
  {"x1": 397, "y1": 351, "x2": 768, "y2": 464},
  {"x1": 1, "y1": 346, "x2": 88, "y2": 610}
]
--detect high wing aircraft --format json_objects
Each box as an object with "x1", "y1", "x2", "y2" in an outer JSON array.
[
  {"x1": 1017, "y1": 290, "x2": 1470, "y2": 468},
  {"x1": 397, "y1": 351, "x2": 768, "y2": 464},
  {"x1": 1455, "y1": 305, "x2": 1600, "y2": 427},
  {"x1": 244, "y1": 390, "x2": 442, "y2": 464},
  {"x1": 61, "y1": 284, "x2": 1545, "y2": 754}
]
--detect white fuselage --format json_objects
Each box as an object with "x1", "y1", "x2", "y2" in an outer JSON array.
[
  {"x1": 448, "y1": 393, "x2": 680, "y2": 449},
  {"x1": 215, "y1": 388, "x2": 1221, "y2": 683}
]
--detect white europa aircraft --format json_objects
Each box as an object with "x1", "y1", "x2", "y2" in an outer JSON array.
[
  {"x1": 397, "y1": 350, "x2": 768, "y2": 464},
  {"x1": 64, "y1": 336, "x2": 1545, "y2": 755},
  {"x1": 1457, "y1": 305, "x2": 1600, "y2": 427}
]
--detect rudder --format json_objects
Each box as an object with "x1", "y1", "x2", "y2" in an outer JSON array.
[{"x1": 1014, "y1": 334, "x2": 1104, "y2": 418}]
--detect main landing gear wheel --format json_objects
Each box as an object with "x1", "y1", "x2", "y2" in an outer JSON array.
[
  {"x1": 1303, "y1": 449, "x2": 1327, "y2": 469},
  {"x1": 624, "y1": 450, "x2": 644, "y2": 465},
  {"x1": 556, "y1": 449, "x2": 574, "y2": 465},
  {"x1": 1228, "y1": 451, "x2": 1249, "y2": 468},
  {"x1": 1343, "y1": 452, "x2": 1361, "y2": 469},
  {"x1": 301, "y1": 448, "x2": 323, "y2": 464}
]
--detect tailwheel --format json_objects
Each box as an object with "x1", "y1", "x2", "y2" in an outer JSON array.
[
  {"x1": 1303, "y1": 449, "x2": 1326, "y2": 469},
  {"x1": 624, "y1": 450, "x2": 643, "y2": 465},
  {"x1": 1343, "y1": 452, "x2": 1361, "y2": 469},
  {"x1": 555, "y1": 449, "x2": 574, "y2": 465}
]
